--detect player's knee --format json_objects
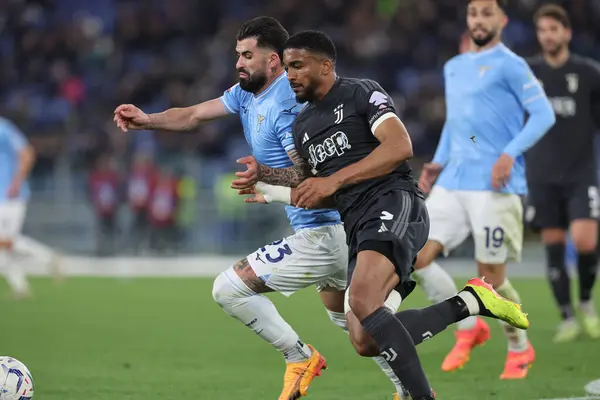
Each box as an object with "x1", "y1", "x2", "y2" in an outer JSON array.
[
  {"x1": 571, "y1": 234, "x2": 597, "y2": 253},
  {"x1": 212, "y1": 269, "x2": 246, "y2": 308},
  {"x1": 348, "y1": 288, "x2": 377, "y2": 321}
]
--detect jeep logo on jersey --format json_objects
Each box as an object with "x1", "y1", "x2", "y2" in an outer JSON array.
[{"x1": 308, "y1": 131, "x2": 351, "y2": 169}]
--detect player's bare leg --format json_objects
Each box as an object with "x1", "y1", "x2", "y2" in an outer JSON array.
[
  {"x1": 414, "y1": 241, "x2": 488, "y2": 372},
  {"x1": 347, "y1": 250, "x2": 529, "y2": 399},
  {"x1": 571, "y1": 219, "x2": 600, "y2": 339},
  {"x1": 14, "y1": 235, "x2": 65, "y2": 284},
  {"x1": 0, "y1": 239, "x2": 31, "y2": 299},
  {"x1": 212, "y1": 258, "x2": 323, "y2": 400},
  {"x1": 541, "y1": 228, "x2": 580, "y2": 342},
  {"x1": 477, "y1": 262, "x2": 534, "y2": 379}
]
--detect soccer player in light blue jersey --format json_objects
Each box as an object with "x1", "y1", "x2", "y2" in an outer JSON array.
[
  {"x1": 414, "y1": 0, "x2": 556, "y2": 380},
  {"x1": 0, "y1": 117, "x2": 35, "y2": 299},
  {"x1": 114, "y1": 16, "x2": 407, "y2": 400}
]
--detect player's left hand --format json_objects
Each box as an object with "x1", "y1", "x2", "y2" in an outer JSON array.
[
  {"x1": 295, "y1": 177, "x2": 338, "y2": 209},
  {"x1": 492, "y1": 153, "x2": 514, "y2": 190},
  {"x1": 231, "y1": 156, "x2": 259, "y2": 189},
  {"x1": 237, "y1": 186, "x2": 267, "y2": 204}
]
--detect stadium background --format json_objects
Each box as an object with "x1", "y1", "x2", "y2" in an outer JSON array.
[{"x1": 2, "y1": 0, "x2": 600, "y2": 399}]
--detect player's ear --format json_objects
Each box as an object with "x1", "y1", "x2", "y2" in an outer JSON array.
[
  {"x1": 268, "y1": 53, "x2": 280, "y2": 69},
  {"x1": 565, "y1": 27, "x2": 572, "y2": 42},
  {"x1": 321, "y1": 59, "x2": 334, "y2": 76}
]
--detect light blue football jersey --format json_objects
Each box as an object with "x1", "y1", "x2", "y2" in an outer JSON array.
[
  {"x1": 221, "y1": 73, "x2": 341, "y2": 230},
  {"x1": 433, "y1": 43, "x2": 555, "y2": 195},
  {"x1": 0, "y1": 117, "x2": 30, "y2": 202}
]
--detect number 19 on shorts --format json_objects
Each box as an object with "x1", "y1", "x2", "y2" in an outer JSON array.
[{"x1": 484, "y1": 226, "x2": 504, "y2": 248}]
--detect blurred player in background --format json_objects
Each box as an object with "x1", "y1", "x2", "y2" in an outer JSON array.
[
  {"x1": 237, "y1": 29, "x2": 530, "y2": 400},
  {"x1": 114, "y1": 16, "x2": 409, "y2": 400},
  {"x1": 526, "y1": 4, "x2": 600, "y2": 342},
  {"x1": 0, "y1": 117, "x2": 35, "y2": 299},
  {"x1": 415, "y1": 0, "x2": 555, "y2": 379}
]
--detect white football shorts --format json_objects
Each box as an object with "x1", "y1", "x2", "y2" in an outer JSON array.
[
  {"x1": 0, "y1": 200, "x2": 27, "y2": 242},
  {"x1": 247, "y1": 224, "x2": 348, "y2": 296},
  {"x1": 426, "y1": 186, "x2": 523, "y2": 264}
]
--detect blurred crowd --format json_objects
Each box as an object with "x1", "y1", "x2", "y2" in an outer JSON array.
[{"x1": 1, "y1": 0, "x2": 599, "y2": 254}]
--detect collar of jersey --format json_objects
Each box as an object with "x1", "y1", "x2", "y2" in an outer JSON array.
[
  {"x1": 255, "y1": 72, "x2": 287, "y2": 99},
  {"x1": 468, "y1": 42, "x2": 505, "y2": 58}
]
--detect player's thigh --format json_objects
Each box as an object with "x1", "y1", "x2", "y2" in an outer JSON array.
[
  {"x1": 465, "y1": 191, "x2": 523, "y2": 265},
  {"x1": 567, "y1": 183, "x2": 600, "y2": 251},
  {"x1": 525, "y1": 182, "x2": 567, "y2": 232},
  {"x1": 0, "y1": 201, "x2": 27, "y2": 247},
  {"x1": 246, "y1": 224, "x2": 348, "y2": 297},
  {"x1": 425, "y1": 186, "x2": 471, "y2": 256},
  {"x1": 350, "y1": 190, "x2": 429, "y2": 304}
]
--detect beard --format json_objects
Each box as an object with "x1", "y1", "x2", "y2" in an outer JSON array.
[
  {"x1": 238, "y1": 70, "x2": 268, "y2": 94},
  {"x1": 543, "y1": 42, "x2": 566, "y2": 57},
  {"x1": 470, "y1": 28, "x2": 497, "y2": 47},
  {"x1": 293, "y1": 80, "x2": 319, "y2": 103}
]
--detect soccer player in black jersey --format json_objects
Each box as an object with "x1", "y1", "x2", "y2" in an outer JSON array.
[
  {"x1": 233, "y1": 30, "x2": 530, "y2": 400},
  {"x1": 526, "y1": 4, "x2": 600, "y2": 341}
]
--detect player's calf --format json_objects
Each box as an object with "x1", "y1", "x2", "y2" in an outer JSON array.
[{"x1": 212, "y1": 259, "x2": 313, "y2": 363}]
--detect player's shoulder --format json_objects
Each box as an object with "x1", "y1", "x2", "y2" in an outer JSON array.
[
  {"x1": 339, "y1": 77, "x2": 385, "y2": 96},
  {"x1": 444, "y1": 53, "x2": 468, "y2": 69},
  {"x1": 571, "y1": 54, "x2": 600, "y2": 75},
  {"x1": 225, "y1": 82, "x2": 252, "y2": 103},
  {"x1": 524, "y1": 54, "x2": 546, "y2": 67},
  {"x1": 496, "y1": 45, "x2": 530, "y2": 69},
  {"x1": 0, "y1": 117, "x2": 18, "y2": 135}
]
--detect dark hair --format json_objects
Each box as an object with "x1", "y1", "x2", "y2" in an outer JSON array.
[
  {"x1": 236, "y1": 16, "x2": 289, "y2": 59},
  {"x1": 284, "y1": 30, "x2": 337, "y2": 62},
  {"x1": 533, "y1": 4, "x2": 571, "y2": 28},
  {"x1": 468, "y1": 0, "x2": 508, "y2": 12}
]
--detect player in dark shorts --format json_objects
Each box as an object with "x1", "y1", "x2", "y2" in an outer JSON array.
[
  {"x1": 526, "y1": 4, "x2": 600, "y2": 341},
  {"x1": 233, "y1": 30, "x2": 529, "y2": 400}
]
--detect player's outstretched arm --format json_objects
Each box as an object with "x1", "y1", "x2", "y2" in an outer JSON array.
[
  {"x1": 329, "y1": 115, "x2": 413, "y2": 188},
  {"x1": 114, "y1": 98, "x2": 228, "y2": 132}
]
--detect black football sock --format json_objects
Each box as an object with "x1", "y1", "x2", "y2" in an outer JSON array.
[
  {"x1": 394, "y1": 296, "x2": 470, "y2": 345},
  {"x1": 546, "y1": 244, "x2": 574, "y2": 319},
  {"x1": 577, "y1": 252, "x2": 598, "y2": 302},
  {"x1": 361, "y1": 307, "x2": 432, "y2": 399}
]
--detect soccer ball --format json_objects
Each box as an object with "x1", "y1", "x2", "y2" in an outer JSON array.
[{"x1": 0, "y1": 357, "x2": 34, "y2": 399}]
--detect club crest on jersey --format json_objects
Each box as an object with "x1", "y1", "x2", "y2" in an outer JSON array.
[
  {"x1": 478, "y1": 65, "x2": 491, "y2": 77},
  {"x1": 566, "y1": 73, "x2": 579, "y2": 93},
  {"x1": 334, "y1": 104, "x2": 344, "y2": 124},
  {"x1": 256, "y1": 114, "x2": 265, "y2": 131}
]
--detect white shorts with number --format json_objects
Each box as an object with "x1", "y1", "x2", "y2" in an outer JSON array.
[
  {"x1": 426, "y1": 186, "x2": 523, "y2": 264},
  {"x1": 247, "y1": 224, "x2": 348, "y2": 296},
  {"x1": 0, "y1": 200, "x2": 27, "y2": 241}
]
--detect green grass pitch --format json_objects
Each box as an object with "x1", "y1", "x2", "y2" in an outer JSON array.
[{"x1": 1, "y1": 278, "x2": 599, "y2": 399}]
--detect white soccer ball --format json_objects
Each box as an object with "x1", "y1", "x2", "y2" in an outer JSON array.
[{"x1": 0, "y1": 357, "x2": 34, "y2": 399}]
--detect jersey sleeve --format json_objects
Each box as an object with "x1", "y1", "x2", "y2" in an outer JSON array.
[
  {"x1": 220, "y1": 83, "x2": 244, "y2": 115},
  {"x1": 0, "y1": 120, "x2": 27, "y2": 152},
  {"x1": 503, "y1": 57, "x2": 556, "y2": 158},
  {"x1": 354, "y1": 80, "x2": 398, "y2": 135},
  {"x1": 273, "y1": 100, "x2": 299, "y2": 153},
  {"x1": 586, "y1": 60, "x2": 600, "y2": 126},
  {"x1": 504, "y1": 57, "x2": 547, "y2": 108}
]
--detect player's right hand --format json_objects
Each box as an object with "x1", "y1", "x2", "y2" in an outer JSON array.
[
  {"x1": 113, "y1": 104, "x2": 150, "y2": 132},
  {"x1": 418, "y1": 162, "x2": 443, "y2": 194},
  {"x1": 231, "y1": 156, "x2": 259, "y2": 189}
]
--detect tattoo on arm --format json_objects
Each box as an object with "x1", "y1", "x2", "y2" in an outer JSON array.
[{"x1": 257, "y1": 149, "x2": 312, "y2": 187}]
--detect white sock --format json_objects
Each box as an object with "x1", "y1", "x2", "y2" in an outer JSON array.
[
  {"x1": 415, "y1": 262, "x2": 477, "y2": 329},
  {"x1": 212, "y1": 267, "x2": 311, "y2": 363},
  {"x1": 457, "y1": 291, "x2": 480, "y2": 315},
  {"x1": 1, "y1": 250, "x2": 30, "y2": 294},
  {"x1": 14, "y1": 236, "x2": 55, "y2": 265},
  {"x1": 495, "y1": 279, "x2": 528, "y2": 352}
]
